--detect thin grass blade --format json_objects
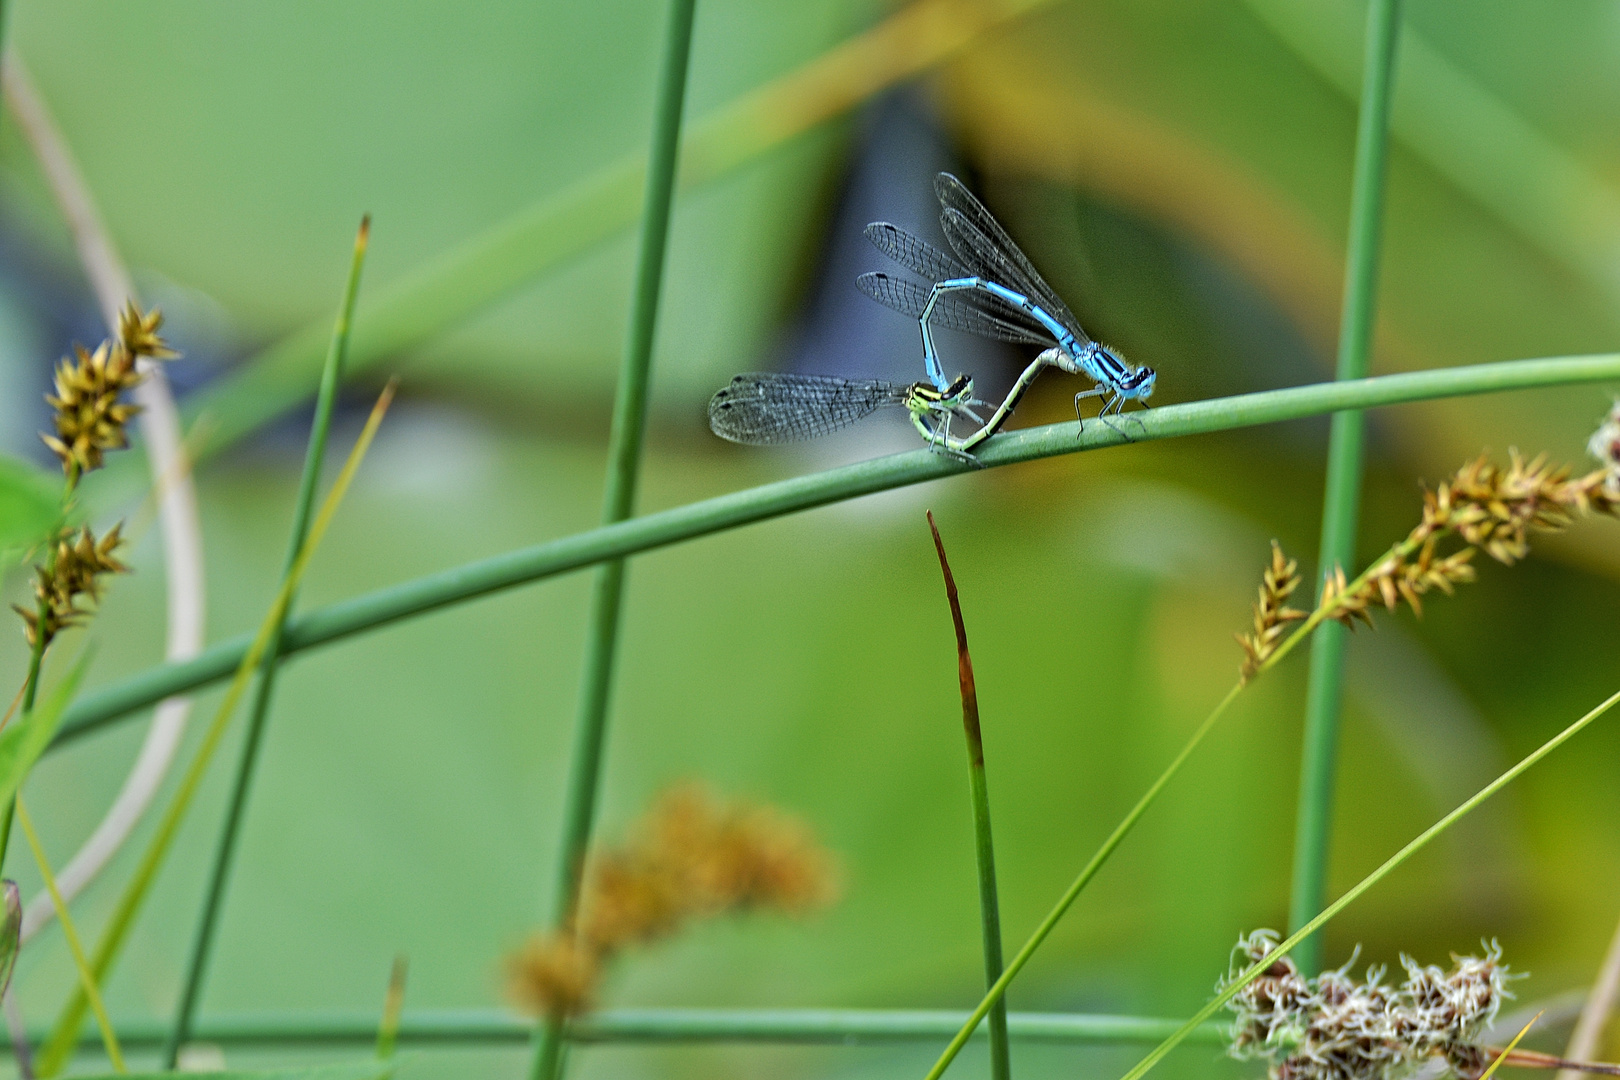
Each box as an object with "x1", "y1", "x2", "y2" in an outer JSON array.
[
  {"x1": 1115, "y1": 685, "x2": 1620, "y2": 1080},
  {"x1": 164, "y1": 215, "x2": 372, "y2": 1069},
  {"x1": 15, "y1": 797, "x2": 123, "y2": 1072},
  {"x1": 926, "y1": 512, "x2": 1010, "y2": 1080},
  {"x1": 35, "y1": 383, "x2": 397, "y2": 1078}
]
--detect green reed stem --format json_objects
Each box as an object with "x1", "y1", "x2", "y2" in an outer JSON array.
[
  {"x1": 921, "y1": 681, "x2": 1245, "y2": 1080},
  {"x1": 1290, "y1": 0, "x2": 1402, "y2": 976},
  {"x1": 35, "y1": 385, "x2": 394, "y2": 1079},
  {"x1": 19, "y1": 1007, "x2": 1228, "y2": 1050},
  {"x1": 1, "y1": 452, "x2": 75, "y2": 873},
  {"x1": 163, "y1": 219, "x2": 370, "y2": 1068},
  {"x1": 15, "y1": 797, "x2": 124, "y2": 1073},
  {"x1": 926, "y1": 512, "x2": 1010, "y2": 1080},
  {"x1": 0, "y1": 615, "x2": 48, "y2": 872},
  {"x1": 527, "y1": 6, "x2": 696, "y2": 1080},
  {"x1": 50, "y1": 352, "x2": 1620, "y2": 752},
  {"x1": 1119, "y1": 684, "x2": 1620, "y2": 1080}
]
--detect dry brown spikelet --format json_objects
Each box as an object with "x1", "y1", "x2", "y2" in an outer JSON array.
[
  {"x1": 504, "y1": 934, "x2": 600, "y2": 1019},
  {"x1": 40, "y1": 305, "x2": 176, "y2": 477},
  {"x1": 504, "y1": 784, "x2": 837, "y2": 1020},
  {"x1": 577, "y1": 849, "x2": 686, "y2": 949},
  {"x1": 1319, "y1": 451, "x2": 1615, "y2": 631},
  {"x1": 634, "y1": 785, "x2": 838, "y2": 918},
  {"x1": 14, "y1": 524, "x2": 129, "y2": 647},
  {"x1": 1236, "y1": 541, "x2": 1306, "y2": 683}
]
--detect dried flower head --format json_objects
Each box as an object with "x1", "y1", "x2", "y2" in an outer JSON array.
[
  {"x1": 1237, "y1": 542, "x2": 1307, "y2": 683},
  {"x1": 504, "y1": 934, "x2": 600, "y2": 1019},
  {"x1": 117, "y1": 302, "x2": 179, "y2": 362},
  {"x1": 40, "y1": 305, "x2": 176, "y2": 478},
  {"x1": 504, "y1": 784, "x2": 838, "y2": 1020},
  {"x1": 630, "y1": 785, "x2": 838, "y2": 919},
  {"x1": 13, "y1": 524, "x2": 128, "y2": 648},
  {"x1": 1315, "y1": 451, "x2": 1617, "y2": 633},
  {"x1": 577, "y1": 849, "x2": 686, "y2": 949},
  {"x1": 1223, "y1": 929, "x2": 1511, "y2": 1080}
]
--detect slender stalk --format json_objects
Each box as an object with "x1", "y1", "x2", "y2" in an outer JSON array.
[
  {"x1": 14, "y1": 798, "x2": 123, "y2": 1072},
  {"x1": 926, "y1": 512, "x2": 1010, "y2": 1080},
  {"x1": 375, "y1": 957, "x2": 407, "y2": 1060},
  {"x1": 1560, "y1": 915, "x2": 1620, "y2": 1080},
  {"x1": 0, "y1": 624, "x2": 48, "y2": 872},
  {"x1": 1508, "y1": 1048, "x2": 1620, "y2": 1077},
  {"x1": 12, "y1": 1007, "x2": 1228, "y2": 1050},
  {"x1": 1482, "y1": 1015, "x2": 1546, "y2": 1080},
  {"x1": 50, "y1": 352, "x2": 1620, "y2": 751},
  {"x1": 1116, "y1": 685, "x2": 1620, "y2": 1080},
  {"x1": 920, "y1": 682, "x2": 1244, "y2": 1080},
  {"x1": 35, "y1": 385, "x2": 395, "y2": 1079},
  {"x1": 1290, "y1": 0, "x2": 1402, "y2": 976},
  {"x1": 528, "y1": 5, "x2": 697, "y2": 1080},
  {"x1": 162, "y1": 218, "x2": 370, "y2": 1069}
]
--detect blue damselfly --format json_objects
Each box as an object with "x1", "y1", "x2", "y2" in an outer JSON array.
[{"x1": 858, "y1": 173, "x2": 1155, "y2": 426}]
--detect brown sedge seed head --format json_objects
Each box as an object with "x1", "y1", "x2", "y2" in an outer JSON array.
[
  {"x1": 1316, "y1": 449, "x2": 1615, "y2": 635},
  {"x1": 1236, "y1": 541, "x2": 1306, "y2": 683},
  {"x1": 40, "y1": 305, "x2": 177, "y2": 477},
  {"x1": 13, "y1": 523, "x2": 129, "y2": 648},
  {"x1": 503, "y1": 784, "x2": 838, "y2": 1020},
  {"x1": 503, "y1": 933, "x2": 599, "y2": 1019}
]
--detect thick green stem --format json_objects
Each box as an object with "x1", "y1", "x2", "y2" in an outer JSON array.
[
  {"x1": 927, "y1": 513, "x2": 1010, "y2": 1080},
  {"x1": 527, "y1": 6, "x2": 697, "y2": 1080},
  {"x1": 16, "y1": 1007, "x2": 1227, "y2": 1050},
  {"x1": 162, "y1": 221, "x2": 369, "y2": 1067},
  {"x1": 48, "y1": 352, "x2": 1620, "y2": 753},
  {"x1": 1289, "y1": 0, "x2": 1402, "y2": 976}
]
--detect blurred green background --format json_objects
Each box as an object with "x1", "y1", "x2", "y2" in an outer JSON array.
[{"x1": 2, "y1": 1, "x2": 1620, "y2": 1079}]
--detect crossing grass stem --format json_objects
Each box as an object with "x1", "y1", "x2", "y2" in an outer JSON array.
[
  {"x1": 1290, "y1": 0, "x2": 1403, "y2": 975},
  {"x1": 44, "y1": 352, "x2": 1620, "y2": 751},
  {"x1": 163, "y1": 217, "x2": 371, "y2": 1069},
  {"x1": 1117, "y1": 685, "x2": 1620, "y2": 1080},
  {"x1": 526, "y1": 3, "x2": 697, "y2": 1079},
  {"x1": 47, "y1": 352, "x2": 1620, "y2": 753}
]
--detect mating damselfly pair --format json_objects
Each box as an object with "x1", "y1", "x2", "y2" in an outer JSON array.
[{"x1": 707, "y1": 173, "x2": 1156, "y2": 459}]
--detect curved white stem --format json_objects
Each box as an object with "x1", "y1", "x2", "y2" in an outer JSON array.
[{"x1": 2, "y1": 53, "x2": 205, "y2": 943}]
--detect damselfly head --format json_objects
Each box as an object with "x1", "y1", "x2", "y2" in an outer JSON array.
[
  {"x1": 1101, "y1": 345, "x2": 1155, "y2": 400},
  {"x1": 940, "y1": 374, "x2": 975, "y2": 403}
]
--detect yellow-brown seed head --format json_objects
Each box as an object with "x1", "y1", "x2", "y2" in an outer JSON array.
[
  {"x1": 1235, "y1": 541, "x2": 1306, "y2": 683},
  {"x1": 39, "y1": 305, "x2": 176, "y2": 478},
  {"x1": 13, "y1": 523, "x2": 129, "y2": 647},
  {"x1": 503, "y1": 934, "x2": 600, "y2": 1019}
]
